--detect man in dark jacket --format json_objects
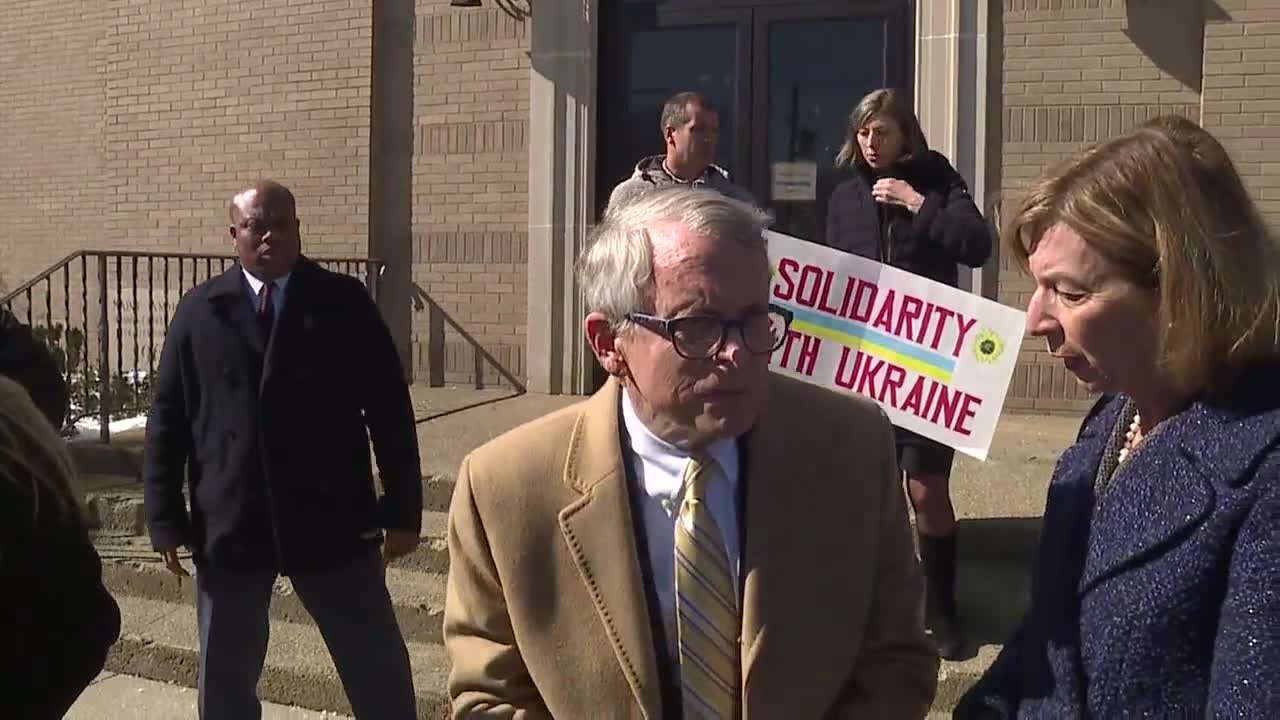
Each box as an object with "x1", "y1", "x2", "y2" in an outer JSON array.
[{"x1": 143, "y1": 180, "x2": 422, "y2": 719}]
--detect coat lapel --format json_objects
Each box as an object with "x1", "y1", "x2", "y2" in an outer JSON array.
[
  {"x1": 206, "y1": 264, "x2": 266, "y2": 358},
  {"x1": 739, "y1": 376, "x2": 879, "y2": 713},
  {"x1": 1079, "y1": 401, "x2": 1235, "y2": 595},
  {"x1": 739, "y1": 398, "x2": 788, "y2": 694},
  {"x1": 557, "y1": 379, "x2": 663, "y2": 719}
]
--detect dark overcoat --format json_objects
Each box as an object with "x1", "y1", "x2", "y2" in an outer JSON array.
[{"x1": 143, "y1": 257, "x2": 422, "y2": 573}]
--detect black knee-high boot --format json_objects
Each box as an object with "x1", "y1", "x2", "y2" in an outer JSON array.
[{"x1": 919, "y1": 530, "x2": 965, "y2": 660}]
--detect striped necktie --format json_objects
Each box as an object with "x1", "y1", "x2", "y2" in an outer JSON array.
[{"x1": 674, "y1": 454, "x2": 740, "y2": 719}]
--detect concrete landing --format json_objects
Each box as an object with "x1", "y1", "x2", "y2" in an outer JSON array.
[{"x1": 69, "y1": 672, "x2": 353, "y2": 719}]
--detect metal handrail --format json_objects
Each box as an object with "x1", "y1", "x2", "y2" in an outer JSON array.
[
  {"x1": 1, "y1": 251, "x2": 84, "y2": 304},
  {"x1": 2, "y1": 250, "x2": 384, "y2": 442},
  {"x1": 1, "y1": 250, "x2": 380, "y2": 306}
]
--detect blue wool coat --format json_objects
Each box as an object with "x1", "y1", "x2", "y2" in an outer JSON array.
[{"x1": 956, "y1": 371, "x2": 1280, "y2": 718}]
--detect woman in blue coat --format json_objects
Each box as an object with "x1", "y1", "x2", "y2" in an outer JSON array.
[{"x1": 956, "y1": 117, "x2": 1280, "y2": 717}]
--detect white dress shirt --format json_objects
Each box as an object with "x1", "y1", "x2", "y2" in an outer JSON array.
[
  {"x1": 621, "y1": 389, "x2": 741, "y2": 659},
  {"x1": 242, "y1": 267, "x2": 291, "y2": 320}
]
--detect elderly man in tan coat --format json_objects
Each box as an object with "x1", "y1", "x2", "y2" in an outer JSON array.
[{"x1": 444, "y1": 186, "x2": 938, "y2": 719}]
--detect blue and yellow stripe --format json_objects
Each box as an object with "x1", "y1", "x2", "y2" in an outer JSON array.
[{"x1": 783, "y1": 304, "x2": 955, "y2": 383}]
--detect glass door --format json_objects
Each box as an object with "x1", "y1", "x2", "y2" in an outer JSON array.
[
  {"x1": 595, "y1": 4, "x2": 753, "y2": 219},
  {"x1": 593, "y1": 0, "x2": 908, "y2": 392},
  {"x1": 751, "y1": 2, "x2": 908, "y2": 246}
]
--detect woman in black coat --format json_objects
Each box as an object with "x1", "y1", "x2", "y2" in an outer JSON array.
[
  {"x1": 0, "y1": 374, "x2": 121, "y2": 718},
  {"x1": 825, "y1": 88, "x2": 991, "y2": 660}
]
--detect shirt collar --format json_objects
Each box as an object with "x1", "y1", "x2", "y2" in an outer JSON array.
[
  {"x1": 621, "y1": 387, "x2": 739, "y2": 493},
  {"x1": 242, "y1": 266, "x2": 292, "y2": 295},
  {"x1": 661, "y1": 159, "x2": 712, "y2": 185}
]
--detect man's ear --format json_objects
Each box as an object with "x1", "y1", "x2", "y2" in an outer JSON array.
[
  {"x1": 585, "y1": 312, "x2": 628, "y2": 377},
  {"x1": 663, "y1": 125, "x2": 676, "y2": 149}
]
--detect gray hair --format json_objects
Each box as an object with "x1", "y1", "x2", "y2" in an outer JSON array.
[
  {"x1": 660, "y1": 91, "x2": 715, "y2": 138},
  {"x1": 577, "y1": 186, "x2": 771, "y2": 325}
]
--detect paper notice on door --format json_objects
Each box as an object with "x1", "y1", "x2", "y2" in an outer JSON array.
[{"x1": 771, "y1": 161, "x2": 818, "y2": 201}]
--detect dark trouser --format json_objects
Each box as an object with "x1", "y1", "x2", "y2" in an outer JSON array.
[{"x1": 195, "y1": 549, "x2": 416, "y2": 720}]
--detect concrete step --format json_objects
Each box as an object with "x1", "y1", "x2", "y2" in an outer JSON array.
[
  {"x1": 106, "y1": 588, "x2": 985, "y2": 719},
  {"x1": 78, "y1": 470, "x2": 456, "y2": 521},
  {"x1": 86, "y1": 479, "x2": 452, "y2": 574},
  {"x1": 933, "y1": 644, "x2": 1000, "y2": 715},
  {"x1": 83, "y1": 475, "x2": 999, "y2": 715},
  {"x1": 108, "y1": 595, "x2": 450, "y2": 719},
  {"x1": 97, "y1": 543, "x2": 993, "y2": 717},
  {"x1": 69, "y1": 672, "x2": 354, "y2": 719},
  {"x1": 92, "y1": 511, "x2": 450, "y2": 574},
  {"x1": 83, "y1": 474, "x2": 149, "y2": 534},
  {"x1": 423, "y1": 474, "x2": 455, "y2": 514},
  {"x1": 100, "y1": 558, "x2": 447, "y2": 646},
  {"x1": 68, "y1": 430, "x2": 147, "y2": 478}
]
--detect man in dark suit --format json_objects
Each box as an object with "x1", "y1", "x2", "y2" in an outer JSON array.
[{"x1": 143, "y1": 180, "x2": 422, "y2": 720}]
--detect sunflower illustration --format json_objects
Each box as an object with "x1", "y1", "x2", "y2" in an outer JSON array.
[{"x1": 973, "y1": 328, "x2": 1005, "y2": 364}]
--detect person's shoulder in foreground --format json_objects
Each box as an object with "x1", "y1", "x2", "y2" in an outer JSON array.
[{"x1": 0, "y1": 375, "x2": 120, "y2": 718}]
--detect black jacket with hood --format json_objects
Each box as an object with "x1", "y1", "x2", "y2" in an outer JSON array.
[{"x1": 825, "y1": 149, "x2": 991, "y2": 287}]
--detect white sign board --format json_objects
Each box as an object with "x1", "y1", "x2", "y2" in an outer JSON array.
[
  {"x1": 766, "y1": 230, "x2": 1025, "y2": 460},
  {"x1": 770, "y1": 162, "x2": 818, "y2": 201}
]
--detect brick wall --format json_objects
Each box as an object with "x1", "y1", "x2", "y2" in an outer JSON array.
[
  {"x1": 99, "y1": 1, "x2": 373, "y2": 259},
  {"x1": 0, "y1": 0, "x2": 373, "y2": 291},
  {"x1": 0, "y1": 0, "x2": 377, "y2": 382},
  {"x1": 1, "y1": 0, "x2": 528, "y2": 390},
  {"x1": 412, "y1": 1, "x2": 530, "y2": 387},
  {"x1": 0, "y1": 0, "x2": 110, "y2": 292},
  {"x1": 1202, "y1": 0, "x2": 1280, "y2": 228},
  {"x1": 993, "y1": 0, "x2": 1264, "y2": 412}
]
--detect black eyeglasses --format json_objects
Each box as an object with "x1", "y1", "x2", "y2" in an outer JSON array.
[{"x1": 626, "y1": 305, "x2": 794, "y2": 359}]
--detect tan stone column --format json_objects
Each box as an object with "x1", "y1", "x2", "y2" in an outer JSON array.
[
  {"x1": 914, "y1": 0, "x2": 1001, "y2": 299},
  {"x1": 526, "y1": 1, "x2": 598, "y2": 394}
]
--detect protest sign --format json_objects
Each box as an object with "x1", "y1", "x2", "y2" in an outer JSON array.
[{"x1": 766, "y1": 230, "x2": 1026, "y2": 460}]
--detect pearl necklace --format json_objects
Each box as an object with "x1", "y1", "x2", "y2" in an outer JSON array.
[{"x1": 1117, "y1": 412, "x2": 1141, "y2": 464}]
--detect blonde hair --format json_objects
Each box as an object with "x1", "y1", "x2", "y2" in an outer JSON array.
[
  {"x1": 1005, "y1": 119, "x2": 1280, "y2": 396},
  {"x1": 835, "y1": 88, "x2": 928, "y2": 169},
  {"x1": 0, "y1": 374, "x2": 80, "y2": 525}
]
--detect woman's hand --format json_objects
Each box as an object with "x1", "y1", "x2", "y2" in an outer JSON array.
[{"x1": 872, "y1": 178, "x2": 926, "y2": 214}]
